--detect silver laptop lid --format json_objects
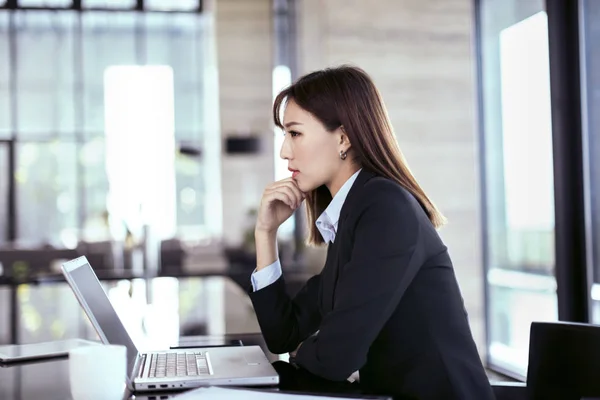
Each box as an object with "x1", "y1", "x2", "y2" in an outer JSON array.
[{"x1": 61, "y1": 256, "x2": 140, "y2": 378}]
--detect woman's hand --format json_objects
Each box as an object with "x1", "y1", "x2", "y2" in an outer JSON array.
[
  {"x1": 255, "y1": 178, "x2": 305, "y2": 234},
  {"x1": 290, "y1": 342, "x2": 302, "y2": 358}
]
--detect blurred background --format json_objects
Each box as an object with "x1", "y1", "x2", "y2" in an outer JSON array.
[{"x1": 0, "y1": 0, "x2": 598, "y2": 383}]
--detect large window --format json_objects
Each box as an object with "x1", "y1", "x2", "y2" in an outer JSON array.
[
  {"x1": 477, "y1": 0, "x2": 558, "y2": 378},
  {"x1": 0, "y1": 143, "x2": 7, "y2": 243},
  {"x1": 0, "y1": 9, "x2": 219, "y2": 245},
  {"x1": 581, "y1": 0, "x2": 600, "y2": 322},
  {"x1": 0, "y1": 12, "x2": 9, "y2": 138}
]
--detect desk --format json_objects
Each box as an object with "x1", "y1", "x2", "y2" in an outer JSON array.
[
  {"x1": 0, "y1": 271, "x2": 526, "y2": 399},
  {"x1": 0, "y1": 333, "x2": 391, "y2": 400},
  {"x1": 0, "y1": 267, "x2": 312, "y2": 345}
]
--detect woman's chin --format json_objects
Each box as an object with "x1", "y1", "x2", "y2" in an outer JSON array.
[
  {"x1": 293, "y1": 178, "x2": 307, "y2": 192},
  {"x1": 294, "y1": 179, "x2": 311, "y2": 193},
  {"x1": 300, "y1": 183, "x2": 320, "y2": 194},
  {"x1": 294, "y1": 176, "x2": 322, "y2": 193}
]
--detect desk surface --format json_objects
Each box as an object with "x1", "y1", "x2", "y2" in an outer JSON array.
[{"x1": 0, "y1": 333, "x2": 391, "y2": 400}]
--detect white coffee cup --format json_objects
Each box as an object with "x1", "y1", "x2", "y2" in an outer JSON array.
[{"x1": 69, "y1": 344, "x2": 127, "y2": 400}]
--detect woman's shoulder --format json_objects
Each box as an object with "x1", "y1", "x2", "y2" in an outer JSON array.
[
  {"x1": 350, "y1": 173, "x2": 432, "y2": 224},
  {"x1": 341, "y1": 170, "x2": 427, "y2": 226},
  {"x1": 361, "y1": 174, "x2": 419, "y2": 207}
]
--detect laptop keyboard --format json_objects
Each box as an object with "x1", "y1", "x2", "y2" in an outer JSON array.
[{"x1": 148, "y1": 352, "x2": 210, "y2": 378}]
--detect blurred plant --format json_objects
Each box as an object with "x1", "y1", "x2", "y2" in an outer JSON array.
[{"x1": 242, "y1": 208, "x2": 258, "y2": 254}]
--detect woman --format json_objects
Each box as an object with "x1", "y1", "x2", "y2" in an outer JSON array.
[{"x1": 249, "y1": 66, "x2": 495, "y2": 399}]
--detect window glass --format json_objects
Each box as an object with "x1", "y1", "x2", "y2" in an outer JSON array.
[{"x1": 477, "y1": 0, "x2": 558, "y2": 378}]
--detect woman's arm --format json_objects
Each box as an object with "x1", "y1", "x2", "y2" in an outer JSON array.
[
  {"x1": 255, "y1": 230, "x2": 278, "y2": 271},
  {"x1": 294, "y1": 180, "x2": 426, "y2": 381},
  {"x1": 250, "y1": 178, "x2": 321, "y2": 354},
  {"x1": 249, "y1": 271, "x2": 322, "y2": 354}
]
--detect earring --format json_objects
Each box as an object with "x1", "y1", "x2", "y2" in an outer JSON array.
[{"x1": 339, "y1": 150, "x2": 347, "y2": 160}]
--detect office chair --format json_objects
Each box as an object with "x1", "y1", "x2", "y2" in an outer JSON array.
[{"x1": 526, "y1": 321, "x2": 600, "y2": 400}]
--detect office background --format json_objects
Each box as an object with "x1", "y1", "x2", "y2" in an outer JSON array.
[{"x1": 0, "y1": 0, "x2": 598, "y2": 382}]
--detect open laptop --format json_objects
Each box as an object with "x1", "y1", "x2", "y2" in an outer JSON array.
[{"x1": 61, "y1": 256, "x2": 279, "y2": 392}]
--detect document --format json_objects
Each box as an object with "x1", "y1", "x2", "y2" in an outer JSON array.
[{"x1": 174, "y1": 386, "x2": 374, "y2": 400}]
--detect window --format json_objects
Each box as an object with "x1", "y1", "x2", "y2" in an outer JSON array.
[
  {"x1": 0, "y1": 143, "x2": 7, "y2": 242},
  {"x1": 82, "y1": 0, "x2": 136, "y2": 9},
  {"x1": 272, "y1": 0, "x2": 299, "y2": 248},
  {"x1": 477, "y1": 0, "x2": 558, "y2": 379},
  {"x1": 581, "y1": 0, "x2": 600, "y2": 322},
  {"x1": 104, "y1": 65, "x2": 177, "y2": 240},
  {"x1": 0, "y1": 12, "x2": 11, "y2": 137},
  {"x1": 16, "y1": 141, "x2": 78, "y2": 244},
  {"x1": 145, "y1": 0, "x2": 198, "y2": 12},
  {"x1": 18, "y1": 0, "x2": 71, "y2": 7},
  {"x1": 81, "y1": 12, "x2": 137, "y2": 136},
  {"x1": 80, "y1": 137, "x2": 109, "y2": 242},
  {"x1": 2, "y1": 9, "x2": 219, "y2": 245},
  {"x1": 14, "y1": 12, "x2": 76, "y2": 139}
]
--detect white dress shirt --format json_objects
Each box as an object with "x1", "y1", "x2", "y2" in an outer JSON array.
[{"x1": 251, "y1": 169, "x2": 362, "y2": 291}]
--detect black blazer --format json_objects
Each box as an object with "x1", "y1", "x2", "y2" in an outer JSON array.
[{"x1": 249, "y1": 169, "x2": 495, "y2": 400}]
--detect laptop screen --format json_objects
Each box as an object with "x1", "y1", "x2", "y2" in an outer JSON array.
[{"x1": 64, "y1": 261, "x2": 140, "y2": 376}]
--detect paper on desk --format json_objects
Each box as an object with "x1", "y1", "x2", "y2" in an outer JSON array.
[{"x1": 174, "y1": 386, "x2": 359, "y2": 400}]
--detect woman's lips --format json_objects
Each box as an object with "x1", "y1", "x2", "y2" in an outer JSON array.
[{"x1": 288, "y1": 168, "x2": 300, "y2": 179}]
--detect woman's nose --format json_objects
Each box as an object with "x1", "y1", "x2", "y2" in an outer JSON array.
[{"x1": 280, "y1": 136, "x2": 292, "y2": 160}]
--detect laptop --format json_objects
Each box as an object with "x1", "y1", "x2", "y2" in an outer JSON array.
[{"x1": 61, "y1": 256, "x2": 279, "y2": 392}]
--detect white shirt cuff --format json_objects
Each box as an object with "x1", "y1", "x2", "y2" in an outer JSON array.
[{"x1": 251, "y1": 259, "x2": 282, "y2": 291}]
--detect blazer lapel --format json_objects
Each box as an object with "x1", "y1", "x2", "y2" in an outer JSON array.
[
  {"x1": 320, "y1": 240, "x2": 339, "y2": 313},
  {"x1": 338, "y1": 168, "x2": 376, "y2": 228},
  {"x1": 320, "y1": 169, "x2": 376, "y2": 313}
]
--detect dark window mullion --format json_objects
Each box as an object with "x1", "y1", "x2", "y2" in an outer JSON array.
[
  {"x1": 546, "y1": 0, "x2": 589, "y2": 322},
  {"x1": 8, "y1": 10, "x2": 17, "y2": 241}
]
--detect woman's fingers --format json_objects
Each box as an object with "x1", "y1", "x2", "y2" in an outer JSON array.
[
  {"x1": 264, "y1": 189, "x2": 295, "y2": 208},
  {"x1": 268, "y1": 180, "x2": 305, "y2": 207},
  {"x1": 266, "y1": 185, "x2": 302, "y2": 209}
]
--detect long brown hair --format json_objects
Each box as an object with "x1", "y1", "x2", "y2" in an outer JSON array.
[{"x1": 273, "y1": 65, "x2": 446, "y2": 246}]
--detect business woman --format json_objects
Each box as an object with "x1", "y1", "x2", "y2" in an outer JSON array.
[{"x1": 249, "y1": 66, "x2": 495, "y2": 400}]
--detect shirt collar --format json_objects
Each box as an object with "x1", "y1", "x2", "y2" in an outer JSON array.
[{"x1": 316, "y1": 169, "x2": 362, "y2": 242}]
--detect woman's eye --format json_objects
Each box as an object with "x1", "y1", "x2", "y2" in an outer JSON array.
[{"x1": 289, "y1": 131, "x2": 300, "y2": 137}]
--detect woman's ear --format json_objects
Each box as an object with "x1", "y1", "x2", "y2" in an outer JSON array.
[{"x1": 339, "y1": 126, "x2": 351, "y2": 151}]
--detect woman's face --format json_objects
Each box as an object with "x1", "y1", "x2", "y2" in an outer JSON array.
[{"x1": 280, "y1": 100, "x2": 344, "y2": 193}]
